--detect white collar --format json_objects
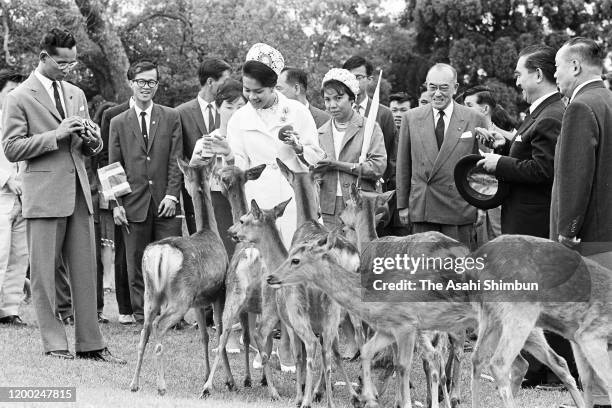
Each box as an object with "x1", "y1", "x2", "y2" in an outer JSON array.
[
  {"x1": 432, "y1": 101, "x2": 454, "y2": 119},
  {"x1": 197, "y1": 95, "x2": 216, "y2": 111},
  {"x1": 570, "y1": 78, "x2": 601, "y2": 102},
  {"x1": 359, "y1": 94, "x2": 369, "y2": 111},
  {"x1": 34, "y1": 69, "x2": 55, "y2": 91},
  {"x1": 134, "y1": 102, "x2": 153, "y2": 117},
  {"x1": 529, "y1": 91, "x2": 558, "y2": 114},
  {"x1": 129, "y1": 97, "x2": 135, "y2": 108}
]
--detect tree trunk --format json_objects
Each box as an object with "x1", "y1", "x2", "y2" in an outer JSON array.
[{"x1": 74, "y1": 0, "x2": 131, "y2": 102}]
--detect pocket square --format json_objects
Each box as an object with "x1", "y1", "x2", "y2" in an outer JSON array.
[
  {"x1": 460, "y1": 131, "x2": 473, "y2": 139},
  {"x1": 79, "y1": 106, "x2": 85, "y2": 112},
  {"x1": 515, "y1": 135, "x2": 523, "y2": 142}
]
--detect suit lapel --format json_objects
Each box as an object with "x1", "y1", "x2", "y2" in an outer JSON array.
[
  {"x1": 26, "y1": 74, "x2": 62, "y2": 122},
  {"x1": 418, "y1": 108, "x2": 438, "y2": 167},
  {"x1": 364, "y1": 98, "x2": 372, "y2": 116},
  {"x1": 191, "y1": 99, "x2": 208, "y2": 135},
  {"x1": 431, "y1": 103, "x2": 465, "y2": 178},
  {"x1": 61, "y1": 82, "x2": 76, "y2": 117},
  {"x1": 515, "y1": 93, "x2": 562, "y2": 138},
  {"x1": 147, "y1": 104, "x2": 160, "y2": 152},
  {"x1": 318, "y1": 121, "x2": 337, "y2": 160},
  {"x1": 129, "y1": 108, "x2": 148, "y2": 153}
]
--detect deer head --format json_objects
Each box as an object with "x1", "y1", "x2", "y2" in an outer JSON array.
[
  {"x1": 177, "y1": 156, "x2": 216, "y2": 199},
  {"x1": 215, "y1": 164, "x2": 266, "y2": 222},
  {"x1": 266, "y1": 230, "x2": 341, "y2": 288},
  {"x1": 340, "y1": 183, "x2": 395, "y2": 242},
  {"x1": 277, "y1": 158, "x2": 322, "y2": 222},
  {"x1": 228, "y1": 198, "x2": 292, "y2": 244}
]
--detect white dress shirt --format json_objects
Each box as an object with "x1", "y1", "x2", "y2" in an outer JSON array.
[
  {"x1": 197, "y1": 95, "x2": 217, "y2": 133},
  {"x1": 355, "y1": 95, "x2": 369, "y2": 116},
  {"x1": 432, "y1": 101, "x2": 454, "y2": 136},
  {"x1": 529, "y1": 91, "x2": 558, "y2": 114},
  {"x1": 133, "y1": 103, "x2": 153, "y2": 135},
  {"x1": 34, "y1": 70, "x2": 67, "y2": 116},
  {"x1": 570, "y1": 78, "x2": 601, "y2": 102}
]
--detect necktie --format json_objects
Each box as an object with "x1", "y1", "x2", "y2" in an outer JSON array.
[
  {"x1": 435, "y1": 110, "x2": 445, "y2": 150},
  {"x1": 207, "y1": 104, "x2": 216, "y2": 132},
  {"x1": 52, "y1": 81, "x2": 65, "y2": 120},
  {"x1": 140, "y1": 111, "x2": 148, "y2": 146}
]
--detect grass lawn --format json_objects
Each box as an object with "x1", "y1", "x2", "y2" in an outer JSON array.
[{"x1": 0, "y1": 292, "x2": 577, "y2": 408}]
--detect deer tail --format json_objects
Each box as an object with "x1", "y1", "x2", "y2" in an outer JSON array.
[{"x1": 142, "y1": 244, "x2": 183, "y2": 296}]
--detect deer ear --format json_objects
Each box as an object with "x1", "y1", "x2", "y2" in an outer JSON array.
[
  {"x1": 246, "y1": 164, "x2": 266, "y2": 181},
  {"x1": 276, "y1": 158, "x2": 294, "y2": 184},
  {"x1": 250, "y1": 199, "x2": 262, "y2": 219},
  {"x1": 375, "y1": 190, "x2": 395, "y2": 209},
  {"x1": 349, "y1": 183, "x2": 362, "y2": 207},
  {"x1": 274, "y1": 197, "x2": 292, "y2": 218},
  {"x1": 325, "y1": 229, "x2": 339, "y2": 250}
]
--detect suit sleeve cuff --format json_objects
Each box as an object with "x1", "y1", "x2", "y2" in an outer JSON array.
[{"x1": 164, "y1": 195, "x2": 179, "y2": 203}]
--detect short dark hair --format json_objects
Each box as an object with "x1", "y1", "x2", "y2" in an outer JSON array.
[
  {"x1": 40, "y1": 28, "x2": 76, "y2": 55},
  {"x1": 321, "y1": 79, "x2": 356, "y2": 102},
  {"x1": 342, "y1": 56, "x2": 373, "y2": 76},
  {"x1": 93, "y1": 101, "x2": 118, "y2": 125},
  {"x1": 563, "y1": 37, "x2": 604, "y2": 69},
  {"x1": 389, "y1": 92, "x2": 411, "y2": 104},
  {"x1": 242, "y1": 60, "x2": 277, "y2": 88},
  {"x1": 214, "y1": 78, "x2": 245, "y2": 108},
  {"x1": 127, "y1": 60, "x2": 159, "y2": 81},
  {"x1": 281, "y1": 67, "x2": 308, "y2": 91},
  {"x1": 463, "y1": 86, "x2": 518, "y2": 131},
  {"x1": 0, "y1": 70, "x2": 26, "y2": 93},
  {"x1": 198, "y1": 59, "x2": 231, "y2": 87},
  {"x1": 519, "y1": 45, "x2": 557, "y2": 84}
]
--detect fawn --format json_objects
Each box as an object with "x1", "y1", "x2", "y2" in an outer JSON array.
[
  {"x1": 129, "y1": 158, "x2": 230, "y2": 396},
  {"x1": 199, "y1": 163, "x2": 266, "y2": 397}
]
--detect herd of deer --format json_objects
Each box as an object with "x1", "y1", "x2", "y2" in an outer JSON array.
[{"x1": 127, "y1": 156, "x2": 611, "y2": 408}]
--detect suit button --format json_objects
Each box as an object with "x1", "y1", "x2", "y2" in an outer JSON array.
[
  {"x1": 148, "y1": 180, "x2": 153, "y2": 185},
  {"x1": 425, "y1": 171, "x2": 430, "y2": 179},
  {"x1": 147, "y1": 157, "x2": 151, "y2": 161},
  {"x1": 343, "y1": 183, "x2": 349, "y2": 187}
]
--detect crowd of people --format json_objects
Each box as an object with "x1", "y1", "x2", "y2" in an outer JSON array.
[{"x1": 0, "y1": 26, "x2": 611, "y2": 406}]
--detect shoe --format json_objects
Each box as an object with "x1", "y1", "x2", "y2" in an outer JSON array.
[
  {"x1": 97, "y1": 312, "x2": 109, "y2": 324},
  {"x1": 118, "y1": 314, "x2": 135, "y2": 325},
  {"x1": 45, "y1": 350, "x2": 75, "y2": 360},
  {"x1": 76, "y1": 347, "x2": 127, "y2": 364},
  {"x1": 62, "y1": 316, "x2": 74, "y2": 326},
  {"x1": 0, "y1": 315, "x2": 27, "y2": 326}
]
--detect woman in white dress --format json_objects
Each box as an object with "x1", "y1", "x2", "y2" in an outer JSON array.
[{"x1": 214, "y1": 43, "x2": 323, "y2": 248}]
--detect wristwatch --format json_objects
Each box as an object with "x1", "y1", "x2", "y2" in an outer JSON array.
[{"x1": 351, "y1": 163, "x2": 357, "y2": 172}]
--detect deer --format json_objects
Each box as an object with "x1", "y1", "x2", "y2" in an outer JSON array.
[
  {"x1": 267, "y1": 229, "x2": 587, "y2": 408},
  {"x1": 229, "y1": 196, "x2": 360, "y2": 408},
  {"x1": 197, "y1": 163, "x2": 266, "y2": 397},
  {"x1": 276, "y1": 158, "x2": 364, "y2": 406},
  {"x1": 129, "y1": 157, "x2": 231, "y2": 396}
]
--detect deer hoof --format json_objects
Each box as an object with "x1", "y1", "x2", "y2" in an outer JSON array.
[
  {"x1": 129, "y1": 383, "x2": 139, "y2": 392},
  {"x1": 451, "y1": 397, "x2": 461, "y2": 407},
  {"x1": 244, "y1": 377, "x2": 252, "y2": 388},
  {"x1": 260, "y1": 377, "x2": 268, "y2": 387},
  {"x1": 350, "y1": 395, "x2": 363, "y2": 408},
  {"x1": 269, "y1": 390, "x2": 280, "y2": 401},
  {"x1": 225, "y1": 381, "x2": 237, "y2": 392},
  {"x1": 364, "y1": 401, "x2": 379, "y2": 408},
  {"x1": 157, "y1": 388, "x2": 166, "y2": 396},
  {"x1": 293, "y1": 397, "x2": 303, "y2": 407},
  {"x1": 313, "y1": 391, "x2": 323, "y2": 402},
  {"x1": 199, "y1": 388, "x2": 211, "y2": 399}
]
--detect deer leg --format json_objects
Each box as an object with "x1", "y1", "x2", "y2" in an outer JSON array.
[
  {"x1": 375, "y1": 343, "x2": 396, "y2": 398},
  {"x1": 239, "y1": 311, "x2": 252, "y2": 387},
  {"x1": 394, "y1": 330, "x2": 416, "y2": 408},
  {"x1": 153, "y1": 304, "x2": 190, "y2": 396},
  {"x1": 285, "y1": 312, "x2": 318, "y2": 408},
  {"x1": 509, "y1": 353, "x2": 529, "y2": 397},
  {"x1": 575, "y1": 334, "x2": 612, "y2": 406},
  {"x1": 348, "y1": 311, "x2": 365, "y2": 360},
  {"x1": 358, "y1": 331, "x2": 395, "y2": 408},
  {"x1": 488, "y1": 317, "x2": 534, "y2": 408},
  {"x1": 330, "y1": 336, "x2": 359, "y2": 401},
  {"x1": 471, "y1": 313, "x2": 502, "y2": 408},
  {"x1": 253, "y1": 308, "x2": 281, "y2": 400},
  {"x1": 571, "y1": 342, "x2": 594, "y2": 407},
  {"x1": 320, "y1": 333, "x2": 337, "y2": 408},
  {"x1": 193, "y1": 307, "x2": 211, "y2": 384},
  {"x1": 212, "y1": 298, "x2": 236, "y2": 391},
  {"x1": 421, "y1": 333, "x2": 440, "y2": 408},
  {"x1": 522, "y1": 329, "x2": 584, "y2": 408},
  {"x1": 291, "y1": 330, "x2": 306, "y2": 407},
  {"x1": 446, "y1": 331, "x2": 464, "y2": 408},
  {"x1": 313, "y1": 338, "x2": 325, "y2": 403},
  {"x1": 130, "y1": 292, "x2": 161, "y2": 392}
]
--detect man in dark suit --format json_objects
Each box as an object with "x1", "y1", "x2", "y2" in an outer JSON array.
[
  {"x1": 110, "y1": 61, "x2": 183, "y2": 324},
  {"x1": 2, "y1": 28, "x2": 124, "y2": 363},
  {"x1": 276, "y1": 67, "x2": 330, "y2": 129},
  {"x1": 99, "y1": 99, "x2": 133, "y2": 324},
  {"x1": 477, "y1": 45, "x2": 574, "y2": 388},
  {"x1": 397, "y1": 63, "x2": 486, "y2": 248},
  {"x1": 176, "y1": 59, "x2": 230, "y2": 235},
  {"x1": 343, "y1": 56, "x2": 398, "y2": 191},
  {"x1": 553, "y1": 37, "x2": 612, "y2": 408}
]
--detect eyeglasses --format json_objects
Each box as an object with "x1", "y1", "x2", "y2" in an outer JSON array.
[
  {"x1": 43, "y1": 52, "x2": 78, "y2": 70},
  {"x1": 427, "y1": 83, "x2": 452, "y2": 93},
  {"x1": 354, "y1": 74, "x2": 371, "y2": 81},
  {"x1": 132, "y1": 79, "x2": 159, "y2": 88}
]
